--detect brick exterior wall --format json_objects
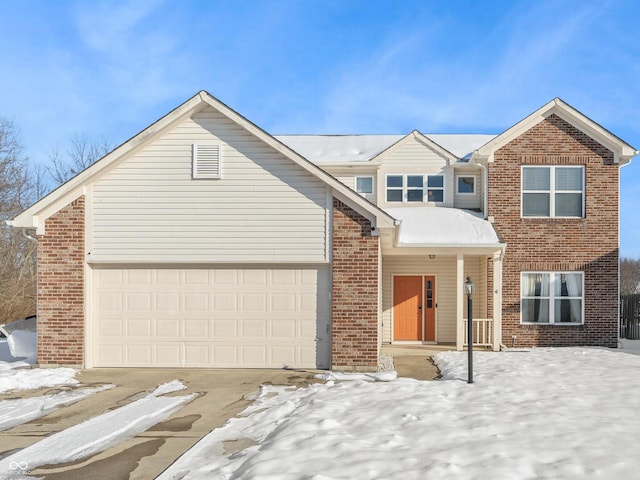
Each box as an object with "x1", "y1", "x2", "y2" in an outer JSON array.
[
  {"x1": 37, "y1": 197, "x2": 85, "y2": 365},
  {"x1": 332, "y1": 198, "x2": 380, "y2": 370},
  {"x1": 489, "y1": 114, "x2": 618, "y2": 347}
]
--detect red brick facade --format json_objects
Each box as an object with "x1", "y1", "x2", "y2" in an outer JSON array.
[
  {"x1": 489, "y1": 114, "x2": 618, "y2": 347},
  {"x1": 331, "y1": 198, "x2": 380, "y2": 370},
  {"x1": 37, "y1": 197, "x2": 85, "y2": 365}
]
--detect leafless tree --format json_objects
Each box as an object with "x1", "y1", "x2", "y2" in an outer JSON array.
[
  {"x1": 621, "y1": 257, "x2": 640, "y2": 295},
  {"x1": 0, "y1": 118, "x2": 36, "y2": 324},
  {"x1": 47, "y1": 134, "x2": 112, "y2": 185}
]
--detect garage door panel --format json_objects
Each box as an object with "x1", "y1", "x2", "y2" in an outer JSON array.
[
  {"x1": 127, "y1": 344, "x2": 152, "y2": 363},
  {"x1": 98, "y1": 317, "x2": 122, "y2": 337},
  {"x1": 156, "y1": 318, "x2": 180, "y2": 337},
  {"x1": 91, "y1": 266, "x2": 330, "y2": 368},
  {"x1": 127, "y1": 293, "x2": 152, "y2": 311},
  {"x1": 127, "y1": 318, "x2": 151, "y2": 337},
  {"x1": 156, "y1": 344, "x2": 181, "y2": 365}
]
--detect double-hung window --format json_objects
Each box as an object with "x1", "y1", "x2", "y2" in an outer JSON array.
[
  {"x1": 407, "y1": 175, "x2": 424, "y2": 202},
  {"x1": 386, "y1": 175, "x2": 404, "y2": 202},
  {"x1": 427, "y1": 175, "x2": 444, "y2": 202},
  {"x1": 521, "y1": 272, "x2": 583, "y2": 324},
  {"x1": 522, "y1": 166, "x2": 584, "y2": 217}
]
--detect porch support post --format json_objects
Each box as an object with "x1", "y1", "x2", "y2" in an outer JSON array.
[
  {"x1": 492, "y1": 251, "x2": 503, "y2": 351},
  {"x1": 456, "y1": 253, "x2": 464, "y2": 351}
]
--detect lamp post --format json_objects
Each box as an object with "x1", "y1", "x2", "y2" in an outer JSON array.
[{"x1": 464, "y1": 275, "x2": 475, "y2": 384}]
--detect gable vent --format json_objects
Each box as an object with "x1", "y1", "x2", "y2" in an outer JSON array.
[{"x1": 192, "y1": 143, "x2": 221, "y2": 179}]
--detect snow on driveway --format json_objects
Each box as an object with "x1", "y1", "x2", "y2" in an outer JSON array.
[
  {"x1": 0, "y1": 385, "x2": 113, "y2": 431},
  {"x1": 0, "y1": 380, "x2": 197, "y2": 479},
  {"x1": 160, "y1": 347, "x2": 640, "y2": 480},
  {"x1": 0, "y1": 362, "x2": 78, "y2": 394}
]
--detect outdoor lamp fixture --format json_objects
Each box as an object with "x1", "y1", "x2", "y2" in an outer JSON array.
[{"x1": 465, "y1": 275, "x2": 475, "y2": 384}]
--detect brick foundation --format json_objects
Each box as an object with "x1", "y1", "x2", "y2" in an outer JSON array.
[
  {"x1": 37, "y1": 197, "x2": 85, "y2": 365},
  {"x1": 489, "y1": 115, "x2": 618, "y2": 347},
  {"x1": 331, "y1": 198, "x2": 380, "y2": 370}
]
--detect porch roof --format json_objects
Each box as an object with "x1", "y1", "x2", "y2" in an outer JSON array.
[{"x1": 385, "y1": 207, "x2": 503, "y2": 248}]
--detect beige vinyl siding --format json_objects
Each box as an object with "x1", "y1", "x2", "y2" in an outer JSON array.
[
  {"x1": 382, "y1": 255, "x2": 488, "y2": 343},
  {"x1": 90, "y1": 107, "x2": 329, "y2": 263},
  {"x1": 377, "y1": 137, "x2": 451, "y2": 209}
]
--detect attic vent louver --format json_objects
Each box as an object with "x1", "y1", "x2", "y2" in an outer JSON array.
[{"x1": 192, "y1": 143, "x2": 221, "y2": 179}]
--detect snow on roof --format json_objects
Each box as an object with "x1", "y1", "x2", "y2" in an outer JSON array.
[
  {"x1": 276, "y1": 135, "x2": 403, "y2": 164},
  {"x1": 276, "y1": 134, "x2": 496, "y2": 164},
  {"x1": 385, "y1": 207, "x2": 501, "y2": 245}
]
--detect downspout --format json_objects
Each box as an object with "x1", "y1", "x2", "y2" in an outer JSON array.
[
  {"x1": 619, "y1": 157, "x2": 635, "y2": 347},
  {"x1": 477, "y1": 162, "x2": 489, "y2": 219}
]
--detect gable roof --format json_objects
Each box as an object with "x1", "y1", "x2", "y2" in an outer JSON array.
[
  {"x1": 472, "y1": 98, "x2": 638, "y2": 164},
  {"x1": 368, "y1": 130, "x2": 459, "y2": 165},
  {"x1": 9, "y1": 91, "x2": 396, "y2": 234}
]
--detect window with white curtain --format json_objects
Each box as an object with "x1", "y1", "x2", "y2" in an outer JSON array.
[
  {"x1": 521, "y1": 272, "x2": 583, "y2": 324},
  {"x1": 522, "y1": 166, "x2": 584, "y2": 217}
]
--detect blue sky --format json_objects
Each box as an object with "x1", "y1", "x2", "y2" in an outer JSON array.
[{"x1": 1, "y1": 0, "x2": 639, "y2": 256}]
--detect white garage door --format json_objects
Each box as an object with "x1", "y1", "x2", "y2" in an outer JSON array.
[{"x1": 90, "y1": 266, "x2": 330, "y2": 368}]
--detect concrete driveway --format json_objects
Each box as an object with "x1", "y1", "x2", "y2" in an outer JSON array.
[{"x1": 0, "y1": 368, "x2": 321, "y2": 479}]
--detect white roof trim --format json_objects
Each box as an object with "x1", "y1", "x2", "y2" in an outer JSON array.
[
  {"x1": 473, "y1": 98, "x2": 637, "y2": 165},
  {"x1": 11, "y1": 91, "x2": 395, "y2": 233}
]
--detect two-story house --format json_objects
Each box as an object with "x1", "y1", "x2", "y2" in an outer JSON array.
[{"x1": 9, "y1": 92, "x2": 637, "y2": 370}]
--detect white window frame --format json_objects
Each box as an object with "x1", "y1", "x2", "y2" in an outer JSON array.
[
  {"x1": 385, "y1": 174, "x2": 445, "y2": 203},
  {"x1": 521, "y1": 166, "x2": 584, "y2": 218},
  {"x1": 520, "y1": 271, "x2": 584, "y2": 325},
  {"x1": 355, "y1": 176, "x2": 374, "y2": 195},
  {"x1": 456, "y1": 175, "x2": 476, "y2": 195},
  {"x1": 386, "y1": 174, "x2": 405, "y2": 202},
  {"x1": 406, "y1": 175, "x2": 424, "y2": 203},
  {"x1": 192, "y1": 143, "x2": 222, "y2": 179}
]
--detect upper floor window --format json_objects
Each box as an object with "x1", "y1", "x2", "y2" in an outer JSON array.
[
  {"x1": 456, "y1": 176, "x2": 475, "y2": 194},
  {"x1": 521, "y1": 272, "x2": 583, "y2": 324},
  {"x1": 355, "y1": 176, "x2": 373, "y2": 195},
  {"x1": 522, "y1": 166, "x2": 584, "y2": 217},
  {"x1": 386, "y1": 175, "x2": 404, "y2": 202},
  {"x1": 427, "y1": 175, "x2": 444, "y2": 202},
  {"x1": 386, "y1": 174, "x2": 445, "y2": 203},
  {"x1": 407, "y1": 175, "x2": 424, "y2": 202}
]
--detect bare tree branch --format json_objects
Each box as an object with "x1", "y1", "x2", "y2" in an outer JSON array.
[
  {"x1": 46, "y1": 133, "x2": 112, "y2": 185},
  {"x1": 0, "y1": 117, "x2": 36, "y2": 323}
]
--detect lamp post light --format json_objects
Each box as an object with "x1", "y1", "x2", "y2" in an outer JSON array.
[{"x1": 464, "y1": 275, "x2": 475, "y2": 384}]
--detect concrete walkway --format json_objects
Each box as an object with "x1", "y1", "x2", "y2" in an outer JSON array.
[
  {"x1": 0, "y1": 368, "x2": 321, "y2": 479},
  {"x1": 381, "y1": 344, "x2": 455, "y2": 381}
]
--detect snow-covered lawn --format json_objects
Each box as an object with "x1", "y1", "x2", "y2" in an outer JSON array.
[{"x1": 160, "y1": 347, "x2": 640, "y2": 480}]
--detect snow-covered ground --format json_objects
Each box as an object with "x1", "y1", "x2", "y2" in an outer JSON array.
[
  {"x1": 3, "y1": 342, "x2": 640, "y2": 479},
  {"x1": 160, "y1": 347, "x2": 640, "y2": 480}
]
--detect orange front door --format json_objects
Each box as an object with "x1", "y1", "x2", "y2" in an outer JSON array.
[
  {"x1": 393, "y1": 275, "x2": 436, "y2": 342},
  {"x1": 393, "y1": 276, "x2": 423, "y2": 340}
]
